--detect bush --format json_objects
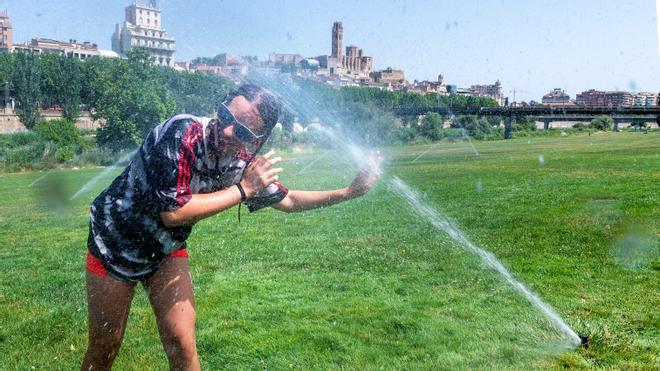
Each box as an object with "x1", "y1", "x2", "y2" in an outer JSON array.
[
  {"x1": 512, "y1": 118, "x2": 537, "y2": 131},
  {"x1": 392, "y1": 127, "x2": 421, "y2": 144},
  {"x1": 0, "y1": 132, "x2": 49, "y2": 171},
  {"x1": 452, "y1": 115, "x2": 494, "y2": 139},
  {"x1": 55, "y1": 146, "x2": 75, "y2": 162},
  {"x1": 68, "y1": 147, "x2": 123, "y2": 167},
  {"x1": 589, "y1": 115, "x2": 614, "y2": 131},
  {"x1": 480, "y1": 127, "x2": 504, "y2": 140},
  {"x1": 33, "y1": 119, "x2": 82, "y2": 147},
  {"x1": 0, "y1": 131, "x2": 41, "y2": 148},
  {"x1": 435, "y1": 128, "x2": 470, "y2": 141}
]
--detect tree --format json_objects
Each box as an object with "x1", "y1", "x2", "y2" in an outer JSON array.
[
  {"x1": 94, "y1": 48, "x2": 175, "y2": 150},
  {"x1": 589, "y1": 115, "x2": 614, "y2": 131},
  {"x1": 452, "y1": 115, "x2": 493, "y2": 138},
  {"x1": 12, "y1": 52, "x2": 42, "y2": 129},
  {"x1": 80, "y1": 56, "x2": 115, "y2": 112},
  {"x1": 418, "y1": 112, "x2": 443, "y2": 140},
  {"x1": 0, "y1": 52, "x2": 13, "y2": 86},
  {"x1": 37, "y1": 53, "x2": 61, "y2": 109},
  {"x1": 0, "y1": 53, "x2": 13, "y2": 109},
  {"x1": 58, "y1": 56, "x2": 82, "y2": 122}
]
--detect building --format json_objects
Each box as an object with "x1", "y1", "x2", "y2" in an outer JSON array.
[
  {"x1": 542, "y1": 88, "x2": 571, "y2": 105},
  {"x1": 331, "y1": 21, "x2": 343, "y2": 60},
  {"x1": 268, "y1": 53, "x2": 303, "y2": 65},
  {"x1": 0, "y1": 11, "x2": 13, "y2": 52},
  {"x1": 13, "y1": 38, "x2": 119, "y2": 60},
  {"x1": 576, "y1": 89, "x2": 634, "y2": 107},
  {"x1": 319, "y1": 21, "x2": 374, "y2": 77},
  {"x1": 469, "y1": 81, "x2": 504, "y2": 106},
  {"x1": 112, "y1": 0, "x2": 176, "y2": 66},
  {"x1": 407, "y1": 75, "x2": 448, "y2": 95},
  {"x1": 633, "y1": 92, "x2": 657, "y2": 107},
  {"x1": 370, "y1": 67, "x2": 406, "y2": 84}
]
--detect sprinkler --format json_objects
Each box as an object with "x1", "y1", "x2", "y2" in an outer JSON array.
[{"x1": 579, "y1": 334, "x2": 591, "y2": 348}]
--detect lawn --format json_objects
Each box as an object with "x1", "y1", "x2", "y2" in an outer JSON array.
[{"x1": 0, "y1": 132, "x2": 658, "y2": 369}]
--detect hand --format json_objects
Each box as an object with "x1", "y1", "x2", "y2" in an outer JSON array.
[
  {"x1": 347, "y1": 150, "x2": 382, "y2": 198},
  {"x1": 240, "y1": 150, "x2": 283, "y2": 198}
]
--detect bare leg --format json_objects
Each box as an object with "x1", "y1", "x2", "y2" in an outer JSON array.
[
  {"x1": 81, "y1": 272, "x2": 136, "y2": 371},
  {"x1": 143, "y1": 256, "x2": 200, "y2": 371}
]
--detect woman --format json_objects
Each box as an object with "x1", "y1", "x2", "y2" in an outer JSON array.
[{"x1": 82, "y1": 84, "x2": 380, "y2": 370}]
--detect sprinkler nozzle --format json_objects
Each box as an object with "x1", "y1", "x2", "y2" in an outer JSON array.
[{"x1": 579, "y1": 334, "x2": 591, "y2": 348}]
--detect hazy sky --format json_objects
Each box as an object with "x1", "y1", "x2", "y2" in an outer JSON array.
[{"x1": 2, "y1": 0, "x2": 659, "y2": 102}]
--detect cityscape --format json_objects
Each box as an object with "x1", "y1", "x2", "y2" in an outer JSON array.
[
  {"x1": 1, "y1": 1, "x2": 657, "y2": 111},
  {"x1": 0, "y1": 2, "x2": 658, "y2": 369}
]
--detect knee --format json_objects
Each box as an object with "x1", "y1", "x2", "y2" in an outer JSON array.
[
  {"x1": 162, "y1": 326, "x2": 198, "y2": 367},
  {"x1": 164, "y1": 331, "x2": 197, "y2": 357}
]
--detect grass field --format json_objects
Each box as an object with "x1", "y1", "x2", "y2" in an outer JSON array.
[{"x1": 0, "y1": 132, "x2": 658, "y2": 369}]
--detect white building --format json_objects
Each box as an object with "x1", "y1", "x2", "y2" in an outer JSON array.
[
  {"x1": 112, "y1": 1, "x2": 176, "y2": 66},
  {"x1": 13, "y1": 38, "x2": 119, "y2": 60},
  {"x1": 633, "y1": 92, "x2": 657, "y2": 107}
]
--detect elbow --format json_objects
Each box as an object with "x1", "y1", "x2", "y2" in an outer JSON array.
[
  {"x1": 273, "y1": 198, "x2": 297, "y2": 213},
  {"x1": 273, "y1": 203, "x2": 296, "y2": 213},
  {"x1": 160, "y1": 211, "x2": 182, "y2": 228}
]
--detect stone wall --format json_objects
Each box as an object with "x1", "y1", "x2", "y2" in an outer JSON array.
[{"x1": 0, "y1": 109, "x2": 103, "y2": 133}]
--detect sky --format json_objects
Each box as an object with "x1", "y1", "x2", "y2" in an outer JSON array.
[{"x1": 2, "y1": 0, "x2": 659, "y2": 102}]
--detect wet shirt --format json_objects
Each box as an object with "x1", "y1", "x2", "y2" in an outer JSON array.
[{"x1": 87, "y1": 114, "x2": 288, "y2": 281}]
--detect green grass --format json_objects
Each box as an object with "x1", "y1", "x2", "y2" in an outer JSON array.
[{"x1": 0, "y1": 132, "x2": 658, "y2": 369}]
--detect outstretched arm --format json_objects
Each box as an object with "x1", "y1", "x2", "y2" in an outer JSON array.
[{"x1": 272, "y1": 163, "x2": 381, "y2": 213}]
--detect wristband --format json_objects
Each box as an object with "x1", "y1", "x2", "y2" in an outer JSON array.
[{"x1": 236, "y1": 183, "x2": 247, "y2": 202}]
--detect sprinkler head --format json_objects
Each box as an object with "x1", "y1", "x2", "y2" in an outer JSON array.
[{"x1": 579, "y1": 334, "x2": 591, "y2": 348}]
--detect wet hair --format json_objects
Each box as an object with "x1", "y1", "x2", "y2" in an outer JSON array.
[{"x1": 222, "y1": 84, "x2": 281, "y2": 137}]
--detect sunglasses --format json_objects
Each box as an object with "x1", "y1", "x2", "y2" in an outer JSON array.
[{"x1": 218, "y1": 101, "x2": 265, "y2": 146}]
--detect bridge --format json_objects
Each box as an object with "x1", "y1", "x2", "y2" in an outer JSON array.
[{"x1": 392, "y1": 105, "x2": 660, "y2": 137}]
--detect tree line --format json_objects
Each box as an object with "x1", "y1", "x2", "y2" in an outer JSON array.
[
  {"x1": 0, "y1": 48, "x2": 235, "y2": 150},
  {"x1": 2, "y1": 46, "x2": 554, "y2": 151}
]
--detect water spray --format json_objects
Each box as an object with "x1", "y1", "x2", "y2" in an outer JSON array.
[
  {"x1": 243, "y1": 70, "x2": 584, "y2": 348},
  {"x1": 388, "y1": 177, "x2": 581, "y2": 348},
  {"x1": 28, "y1": 169, "x2": 53, "y2": 188},
  {"x1": 70, "y1": 150, "x2": 136, "y2": 200}
]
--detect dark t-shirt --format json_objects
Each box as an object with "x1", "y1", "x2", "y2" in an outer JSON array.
[{"x1": 87, "y1": 114, "x2": 288, "y2": 281}]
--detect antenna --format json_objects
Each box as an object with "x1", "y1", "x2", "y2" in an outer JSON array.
[{"x1": 508, "y1": 88, "x2": 529, "y2": 106}]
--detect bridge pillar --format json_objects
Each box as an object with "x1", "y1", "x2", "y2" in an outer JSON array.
[
  {"x1": 631, "y1": 120, "x2": 648, "y2": 131},
  {"x1": 504, "y1": 116, "x2": 514, "y2": 139}
]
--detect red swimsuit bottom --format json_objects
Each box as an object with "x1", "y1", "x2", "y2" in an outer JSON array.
[{"x1": 86, "y1": 249, "x2": 188, "y2": 277}]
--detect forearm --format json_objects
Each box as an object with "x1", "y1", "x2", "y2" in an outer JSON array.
[
  {"x1": 274, "y1": 188, "x2": 351, "y2": 213},
  {"x1": 160, "y1": 186, "x2": 243, "y2": 227}
]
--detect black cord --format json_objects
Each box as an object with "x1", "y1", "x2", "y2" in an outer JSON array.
[
  {"x1": 235, "y1": 182, "x2": 247, "y2": 202},
  {"x1": 236, "y1": 183, "x2": 246, "y2": 223}
]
